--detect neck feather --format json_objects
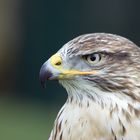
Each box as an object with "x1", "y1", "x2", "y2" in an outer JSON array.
[{"x1": 59, "y1": 80, "x2": 140, "y2": 112}]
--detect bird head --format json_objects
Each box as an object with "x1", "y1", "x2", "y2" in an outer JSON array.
[{"x1": 39, "y1": 33, "x2": 140, "y2": 102}]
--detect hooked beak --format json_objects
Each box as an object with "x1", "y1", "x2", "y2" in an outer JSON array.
[
  {"x1": 39, "y1": 53, "x2": 98, "y2": 88},
  {"x1": 39, "y1": 54, "x2": 62, "y2": 87}
]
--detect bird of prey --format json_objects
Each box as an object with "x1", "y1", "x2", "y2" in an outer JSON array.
[{"x1": 39, "y1": 33, "x2": 140, "y2": 140}]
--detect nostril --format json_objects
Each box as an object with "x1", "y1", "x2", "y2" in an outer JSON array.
[
  {"x1": 50, "y1": 54, "x2": 62, "y2": 66},
  {"x1": 55, "y1": 61, "x2": 62, "y2": 66}
]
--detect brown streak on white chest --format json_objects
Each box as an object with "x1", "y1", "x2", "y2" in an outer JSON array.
[{"x1": 50, "y1": 99, "x2": 120, "y2": 140}]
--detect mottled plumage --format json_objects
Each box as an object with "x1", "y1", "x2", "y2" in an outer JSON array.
[{"x1": 40, "y1": 33, "x2": 140, "y2": 140}]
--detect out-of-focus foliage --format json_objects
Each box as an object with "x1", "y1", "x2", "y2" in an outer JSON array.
[{"x1": 0, "y1": 98, "x2": 59, "y2": 140}]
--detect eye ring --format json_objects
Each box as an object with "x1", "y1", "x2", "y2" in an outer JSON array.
[{"x1": 83, "y1": 53, "x2": 101, "y2": 65}]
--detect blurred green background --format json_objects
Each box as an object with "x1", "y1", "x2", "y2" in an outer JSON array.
[{"x1": 0, "y1": 0, "x2": 140, "y2": 139}]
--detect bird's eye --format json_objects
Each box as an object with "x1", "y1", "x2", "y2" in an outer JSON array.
[{"x1": 83, "y1": 53, "x2": 101, "y2": 65}]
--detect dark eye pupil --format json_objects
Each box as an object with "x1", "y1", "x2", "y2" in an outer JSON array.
[
  {"x1": 82, "y1": 53, "x2": 101, "y2": 63},
  {"x1": 90, "y1": 56, "x2": 96, "y2": 61}
]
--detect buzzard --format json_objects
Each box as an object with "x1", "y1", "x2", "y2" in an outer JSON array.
[{"x1": 39, "y1": 33, "x2": 140, "y2": 140}]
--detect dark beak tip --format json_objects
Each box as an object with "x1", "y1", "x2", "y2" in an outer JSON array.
[
  {"x1": 39, "y1": 73, "x2": 46, "y2": 88},
  {"x1": 39, "y1": 63, "x2": 53, "y2": 88},
  {"x1": 39, "y1": 69, "x2": 47, "y2": 88},
  {"x1": 40, "y1": 80, "x2": 46, "y2": 88}
]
